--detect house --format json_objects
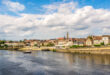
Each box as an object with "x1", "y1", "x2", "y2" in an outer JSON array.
[
  {"x1": 38, "y1": 39, "x2": 58, "y2": 47},
  {"x1": 56, "y1": 37, "x2": 73, "y2": 48},
  {"x1": 93, "y1": 36, "x2": 102, "y2": 45},
  {"x1": 102, "y1": 35, "x2": 110, "y2": 45},
  {"x1": 86, "y1": 36, "x2": 103, "y2": 46},
  {"x1": 24, "y1": 39, "x2": 40, "y2": 47},
  {"x1": 5, "y1": 41, "x2": 25, "y2": 47},
  {"x1": 72, "y1": 38, "x2": 86, "y2": 46},
  {"x1": 86, "y1": 36, "x2": 93, "y2": 46}
]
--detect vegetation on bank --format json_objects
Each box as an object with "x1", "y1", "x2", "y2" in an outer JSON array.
[
  {"x1": 0, "y1": 40, "x2": 8, "y2": 48},
  {"x1": 69, "y1": 42, "x2": 107, "y2": 48},
  {"x1": 53, "y1": 49, "x2": 56, "y2": 52},
  {"x1": 70, "y1": 45, "x2": 85, "y2": 48},
  {"x1": 46, "y1": 43, "x2": 55, "y2": 47}
]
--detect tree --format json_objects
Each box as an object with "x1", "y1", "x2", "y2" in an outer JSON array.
[
  {"x1": 34, "y1": 44, "x2": 38, "y2": 47},
  {"x1": 47, "y1": 43, "x2": 55, "y2": 47},
  {"x1": 101, "y1": 42, "x2": 104, "y2": 45},
  {"x1": 0, "y1": 40, "x2": 6, "y2": 44},
  {"x1": 9, "y1": 40, "x2": 13, "y2": 43}
]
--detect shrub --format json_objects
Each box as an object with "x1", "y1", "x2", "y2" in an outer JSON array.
[
  {"x1": 70, "y1": 45, "x2": 84, "y2": 48},
  {"x1": 94, "y1": 44, "x2": 101, "y2": 47},
  {"x1": 53, "y1": 49, "x2": 56, "y2": 52},
  {"x1": 34, "y1": 44, "x2": 38, "y2": 47},
  {"x1": 100, "y1": 42, "x2": 104, "y2": 45},
  {"x1": 47, "y1": 43, "x2": 55, "y2": 47}
]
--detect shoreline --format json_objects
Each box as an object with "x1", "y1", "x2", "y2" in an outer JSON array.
[
  {"x1": 1, "y1": 46, "x2": 110, "y2": 55},
  {"x1": 19, "y1": 46, "x2": 110, "y2": 54}
]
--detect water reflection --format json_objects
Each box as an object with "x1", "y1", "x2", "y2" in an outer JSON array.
[{"x1": 0, "y1": 50, "x2": 110, "y2": 75}]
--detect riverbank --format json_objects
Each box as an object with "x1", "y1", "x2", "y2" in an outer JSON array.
[
  {"x1": 19, "y1": 46, "x2": 110, "y2": 54},
  {"x1": 0, "y1": 47, "x2": 19, "y2": 50}
]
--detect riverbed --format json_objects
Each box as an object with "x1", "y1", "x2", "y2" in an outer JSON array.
[{"x1": 0, "y1": 50, "x2": 110, "y2": 75}]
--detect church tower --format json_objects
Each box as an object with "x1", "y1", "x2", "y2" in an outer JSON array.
[{"x1": 67, "y1": 32, "x2": 69, "y2": 40}]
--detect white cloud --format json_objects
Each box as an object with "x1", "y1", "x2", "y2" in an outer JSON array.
[
  {"x1": 0, "y1": 1, "x2": 110, "y2": 40},
  {"x1": 2, "y1": 0, "x2": 25, "y2": 12},
  {"x1": 43, "y1": 1, "x2": 77, "y2": 14}
]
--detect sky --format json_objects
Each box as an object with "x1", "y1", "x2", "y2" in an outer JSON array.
[{"x1": 0, "y1": 0, "x2": 110, "y2": 40}]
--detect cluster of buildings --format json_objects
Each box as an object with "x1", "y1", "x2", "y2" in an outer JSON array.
[{"x1": 2, "y1": 32, "x2": 110, "y2": 48}]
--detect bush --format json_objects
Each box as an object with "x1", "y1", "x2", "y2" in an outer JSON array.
[
  {"x1": 70, "y1": 45, "x2": 84, "y2": 48},
  {"x1": 94, "y1": 44, "x2": 101, "y2": 47},
  {"x1": 53, "y1": 49, "x2": 56, "y2": 52},
  {"x1": 34, "y1": 44, "x2": 38, "y2": 47},
  {"x1": 100, "y1": 42, "x2": 104, "y2": 45},
  {"x1": 47, "y1": 43, "x2": 55, "y2": 47}
]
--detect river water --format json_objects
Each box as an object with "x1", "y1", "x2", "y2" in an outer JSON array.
[{"x1": 0, "y1": 50, "x2": 110, "y2": 75}]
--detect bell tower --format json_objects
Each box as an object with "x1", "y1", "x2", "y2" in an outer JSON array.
[{"x1": 67, "y1": 32, "x2": 69, "y2": 40}]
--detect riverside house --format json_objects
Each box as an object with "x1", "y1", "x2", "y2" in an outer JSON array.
[
  {"x1": 93, "y1": 36, "x2": 102, "y2": 45},
  {"x1": 72, "y1": 38, "x2": 86, "y2": 46},
  {"x1": 86, "y1": 36, "x2": 103, "y2": 46},
  {"x1": 40, "y1": 39, "x2": 57, "y2": 46},
  {"x1": 24, "y1": 39, "x2": 40, "y2": 47},
  {"x1": 102, "y1": 35, "x2": 110, "y2": 45},
  {"x1": 86, "y1": 36, "x2": 93, "y2": 46},
  {"x1": 56, "y1": 37, "x2": 73, "y2": 48},
  {"x1": 5, "y1": 41, "x2": 25, "y2": 47}
]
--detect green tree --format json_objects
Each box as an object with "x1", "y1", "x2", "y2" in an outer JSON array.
[
  {"x1": 34, "y1": 44, "x2": 38, "y2": 47},
  {"x1": 101, "y1": 42, "x2": 104, "y2": 45},
  {"x1": 47, "y1": 43, "x2": 55, "y2": 47},
  {"x1": 0, "y1": 40, "x2": 6, "y2": 44}
]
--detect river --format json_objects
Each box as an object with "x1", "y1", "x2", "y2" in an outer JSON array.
[{"x1": 0, "y1": 50, "x2": 110, "y2": 75}]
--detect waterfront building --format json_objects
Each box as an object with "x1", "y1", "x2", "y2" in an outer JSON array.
[
  {"x1": 86, "y1": 35, "x2": 103, "y2": 46},
  {"x1": 5, "y1": 41, "x2": 25, "y2": 47},
  {"x1": 56, "y1": 32, "x2": 73, "y2": 49},
  {"x1": 102, "y1": 35, "x2": 110, "y2": 45},
  {"x1": 72, "y1": 38, "x2": 86, "y2": 46},
  {"x1": 93, "y1": 36, "x2": 103, "y2": 45},
  {"x1": 86, "y1": 36, "x2": 93, "y2": 46}
]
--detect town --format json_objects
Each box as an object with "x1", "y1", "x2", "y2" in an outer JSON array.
[{"x1": 0, "y1": 32, "x2": 110, "y2": 50}]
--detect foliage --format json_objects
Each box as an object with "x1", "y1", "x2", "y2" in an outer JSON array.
[
  {"x1": 53, "y1": 49, "x2": 56, "y2": 52},
  {"x1": 88, "y1": 36, "x2": 93, "y2": 40},
  {"x1": 0, "y1": 40, "x2": 6, "y2": 44},
  {"x1": 42, "y1": 43, "x2": 44, "y2": 46},
  {"x1": 4, "y1": 44, "x2": 8, "y2": 48},
  {"x1": 9, "y1": 40, "x2": 13, "y2": 43},
  {"x1": 94, "y1": 44, "x2": 101, "y2": 47},
  {"x1": 34, "y1": 44, "x2": 38, "y2": 47},
  {"x1": 47, "y1": 43, "x2": 55, "y2": 47},
  {"x1": 70, "y1": 45, "x2": 84, "y2": 48},
  {"x1": 20, "y1": 40, "x2": 24, "y2": 42},
  {"x1": 100, "y1": 42, "x2": 104, "y2": 45}
]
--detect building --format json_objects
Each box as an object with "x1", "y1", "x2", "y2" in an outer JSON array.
[
  {"x1": 93, "y1": 36, "x2": 102, "y2": 45},
  {"x1": 5, "y1": 41, "x2": 25, "y2": 47},
  {"x1": 102, "y1": 35, "x2": 110, "y2": 45},
  {"x1": 86, "y1": 36, "x2": 93, "y2": 46},
  {"x1": 24, "y1": 39, "x2": 40, "y2": 47},
  {"x1": 86, "y1": 35, "x2": 103, "y2": 46},
  {"x1": 56, "y1": 32, "x2": 73, "y2": 48},
  {"x1": 72, "y1": 38, "x2": 86, "y2": 46}
]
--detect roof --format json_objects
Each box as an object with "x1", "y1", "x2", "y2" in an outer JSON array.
[
  {"x1": 57, "y1": 37, "x2": 73, "y2": 41},
  {"x1": 93, "y1": 36, "x2": 102, "y2": 40},
  {"x1": 102, "y1": 35, "x2": 110, "y2": 37},
  {"x1": 57, "y1": 37, "x2": 65, "y2": 40},
  {"x1": 72, "y1": 38, "x2": 86, "y2": 42}
]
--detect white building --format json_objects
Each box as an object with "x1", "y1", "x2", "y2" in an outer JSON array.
[{"x1": 102, "y1": 35, "x2": 110, "y2": 45}]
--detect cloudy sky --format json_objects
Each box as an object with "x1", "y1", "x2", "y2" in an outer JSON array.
[{"x1": 0, "y1": 0, "x2": 110, "y2": 40}]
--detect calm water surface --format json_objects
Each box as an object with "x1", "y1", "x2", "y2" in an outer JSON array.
[{"x1": 0, "y1": 50, "x2": 110, "y2": 75}]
